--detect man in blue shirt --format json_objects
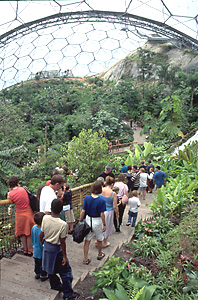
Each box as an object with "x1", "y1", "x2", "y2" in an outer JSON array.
[{"x1": 153, "y1": 166, "x2": 166, "y2": 191}]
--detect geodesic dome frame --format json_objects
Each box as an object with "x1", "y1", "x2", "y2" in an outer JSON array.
[{"x1": 0, "y1": 0, "x2": 197, "y2": 90}]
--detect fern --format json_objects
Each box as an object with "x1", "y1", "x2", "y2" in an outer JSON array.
[
  {"x1": 132, "y1": 287, "x2": 145, "y2": 300},
  {"x1": 128, "y1": 286, "x2": 139, "y2": 299}
]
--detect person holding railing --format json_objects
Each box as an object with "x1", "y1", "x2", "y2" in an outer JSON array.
[{"x1": 7, "y1": 176, "x2": 35, "y2": 256}]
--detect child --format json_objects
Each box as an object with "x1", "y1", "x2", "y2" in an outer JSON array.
[
  {"x1": 31, "y1": 212, "x2": 48, "y2": 281},
  {"x1": 40, "y1": 199, "x2": 79, "y2": 300},
  {"x1": 126, "y1": 190, "x2": 141, "y2": 227},
  {"x1": 62, "y1": 184, "x2": 75, "y2": 234}
]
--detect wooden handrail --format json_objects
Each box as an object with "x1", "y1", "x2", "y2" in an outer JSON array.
[{"x1": 0, "y1": 199, "x2": 13, "y2": 205}]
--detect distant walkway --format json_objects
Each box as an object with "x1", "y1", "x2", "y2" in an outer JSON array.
[{"x1": 112, "y1": 126, "x2": 147, "y2": 154}]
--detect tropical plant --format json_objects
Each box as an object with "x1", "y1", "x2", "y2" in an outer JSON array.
[
  {"x1": 149, "y1": 186, "x2": 168, "y2": 217},
  {"x1": 0, "y1": 146, "x2": 23, "y2": 198},
  {"x1": 91, "y1": 256, "x2": 130, "y2": 293},
  {"x1": 133, "y1": 235, "x2": 163, "y2": 258},
  {"x1": 160, "y1": 95, "x2": 185, "y2": 139},
  {"x1": 125, "y1": 142, "x2": 154, "y2": 166},
  {"x1": 183, "y1": 269, "x2": 198, "y2": 293},
  {"x1": 102, "y1": 281, "x2": 160, "y2": 300},
  {"x1": 66, "y1": 129, "x2": 109, "y2": 184},
  {"x1": 135, "y1": 216, "x2": 173, "y2": 239}
]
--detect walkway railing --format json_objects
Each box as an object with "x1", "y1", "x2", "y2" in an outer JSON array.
[{"x1": 0, "y1": 183, "x2": 92, "y2": 258}]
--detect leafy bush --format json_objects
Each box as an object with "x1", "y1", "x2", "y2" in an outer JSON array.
[
  {"x1": 133, "y1": 236, "x2": 164, "y2": 258},
  {"x1": 91, "y1": 256, "x2": 130, "y2": 293}
]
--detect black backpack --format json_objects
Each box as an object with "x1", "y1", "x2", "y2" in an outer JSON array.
[{"x1": 72, "y1": 220, "x2": 91, "y2": 244}]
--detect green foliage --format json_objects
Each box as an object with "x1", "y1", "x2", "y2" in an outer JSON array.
[
  {"x1": 125, "y1": 142, "x2": 154, "y2": 166},
  {"x1": 183, "y1": 269, "x2": 198, "y2": 293},
  {"x1": 66, "y1": 129, "x2": 109, "y2": 184},
  {"x1": 0, "y1": 146, "x2": 23, "y2": 198},
  {"x1": 135, "y1": 216, "x2": 173, "y2": 239},
  {"x1": 91, "y1": 256, "x2": 130, "y2": 293},
  {"x1": 133, "y1": 236, "x2": 164, "y2": 258},
  {"x1": 102, "y1": 281, "x2": 160, "y2": 300},
  {"x1": 160, "y1": 95, "x2": 185, "y2": 139}
]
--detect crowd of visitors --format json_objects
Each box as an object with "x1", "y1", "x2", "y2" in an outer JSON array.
[{"x1": 6, "y1": 159, "x2": 166, "y2": 300}]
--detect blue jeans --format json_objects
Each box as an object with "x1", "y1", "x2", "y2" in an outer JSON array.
[
  {"x1": 128, "y1": 211, "x2": 138, "y2": 227},
  {"x1": 34, "y1": 258, "x2": 48, "y2": 278},
  {"x1": 48, "y1": 251, "x2": 75, "y2": 299}
]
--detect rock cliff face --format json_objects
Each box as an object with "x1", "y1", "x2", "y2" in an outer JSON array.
[{"x1": 100, "y1": 41, "x2": 198, "y2": 81}]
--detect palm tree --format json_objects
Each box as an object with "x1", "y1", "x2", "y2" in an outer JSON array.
[{"x1": 0, "y1": 146, "x2": 22, "y2": 198}]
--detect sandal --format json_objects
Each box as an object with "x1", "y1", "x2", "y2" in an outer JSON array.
[
  {"x1": 97, "y1": 252, "x2": 105, "y2": 260},
  {"x1": 83, "y1": 259, "x2": 91, "y2": 265}
]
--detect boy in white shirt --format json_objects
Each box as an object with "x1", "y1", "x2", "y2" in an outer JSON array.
[{"x1": 126, "y1": 190, "x2": 141, "y2": 227}]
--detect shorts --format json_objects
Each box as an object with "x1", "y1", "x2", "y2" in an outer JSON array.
[
  {"x1": 139, "y1": 187, "x2": 147, "y2": 191},
  {"x1": 64, "y1": 209, "x2": 75, "y2": 223},
  {"x1": 85, "y1": 216, "x2": 104, "y2": 242},
  {"x1": 155, "y1": 184, "x2": 162, "y2": 189}
]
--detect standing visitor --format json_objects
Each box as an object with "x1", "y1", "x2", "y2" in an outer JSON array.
[
  {"x1": 131, "y1": 166, "x2": 140, "y2": 191},
  {"x1": 114, "y1": 173, "x2": 128, "y2": 232},
  {"x1": 120, "y1": 162, "x2": 127, "y2": 173},
  {"x1": 153, "y1": 166, "x2": 166, "y2": 193},
  {"x1": 98, "y1": 165, "x2": 115, "y2": 181},
  {"x1": 99, "y1": 176, "x2": 119, "y2": 247},
  {"x1": 40, "y1": 174, "x2": 64, "y2": 214},
  {"x1": 126, "y1": 190, "x2": 141, "y2": 227},
  {"x1": 147, "y1": 160, "x2": 155, "y2": 173},
  {"x1": 40, "y1": 199, "x2": 79, "y2": 300},
  {"x1": 63, "y1": 184, "x2": 75, "y2": 234},
  {"x1": 31, "y1": 212, "x2": 48, "y2": 281},
  {"x1": 79, "y1": 181, "x2": 106, "y2": 264},
  {"x1": 148, "y1": 167, "x2": 154, "y2": 193},
  {"x1": 7, "y1": 176, "x2": 35, "y2": 256},
  {"x1": 126, "y1": 165, "x2": 134, "y2": 193},
  {"x1": 139, "y1": 168, "x2": 148, "y2": 201},
  {"x1": 138, "y1": 160, "x2": 147, "y2": 171}
]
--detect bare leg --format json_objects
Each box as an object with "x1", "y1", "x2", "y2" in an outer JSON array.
[
  {"x1": 139, "y1": 191, "x2": 142, "y2": 201},
  {"x1": 97, "y1": 240, "x2": 103, "y2": 256},
  {"x1": 70, "y1": 222, "x2": 74, "y2": 231},
  {"x1": 143, "y1": 190, "x2": 146, "y2": 200},
  {"x1": 103, "y1": 237, "x2": 108, "y2": 247},
  {"x1": 83, "y1": 239, "x2": 91, "y2": 262},
  {"x1": 20, "y1": 235, "x2": 28, "y2": 252},
  {"x1": 27, "y1": 235, "x2": 33, "y2": 253}
]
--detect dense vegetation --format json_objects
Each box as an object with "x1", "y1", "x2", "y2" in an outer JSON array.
[
  {"x1": 91, "y1": 143, "x2": 198, "y2": 300},
  {"x1": 0, "y1": 48, "x2": 198, "y2": 197}
]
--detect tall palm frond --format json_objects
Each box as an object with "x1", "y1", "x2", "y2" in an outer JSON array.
[{"x1": 0, "y1": 146, "x2": 23, "y2": 199}]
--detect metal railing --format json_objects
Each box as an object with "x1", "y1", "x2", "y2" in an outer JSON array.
[{"x1": 0, "y1": 183, "x2": 92, "y2": 258}]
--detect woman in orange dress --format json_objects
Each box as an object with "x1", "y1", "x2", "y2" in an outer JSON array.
[{"x1": 7, "y1": 176, "x2": 35, "y2": 256}]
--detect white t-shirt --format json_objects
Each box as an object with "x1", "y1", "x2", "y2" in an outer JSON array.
[
  {"x1": 41, "y1": 215, "x2": 67, "y2": 245},
  {"x1": 139, "y1": 173, "x2": 148, "y2": 188},
  {"x1": 128, "y1": 196, "x2": 141, "y2": 213},
  {"x1": 40, "y1": 186, "x2": 57, "y2": 213}
]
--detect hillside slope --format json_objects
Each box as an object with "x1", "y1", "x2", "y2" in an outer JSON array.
[{"x1": 100, "y1": 41, "x2": 198, "y2": 81}]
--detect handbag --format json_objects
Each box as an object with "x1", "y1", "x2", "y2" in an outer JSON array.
[
  {"x1": 121, "y1": 185, "x2": 129, "y2": 205},
  {"x1": 72, "y1": 220, "x2": 91, "y2": 244},
  {"x1": 23, "y1": 187, "x2": 39, "y2": 213},
  {"x1": 122, "y1": 195, "x2": 129, "y2": 205}
]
